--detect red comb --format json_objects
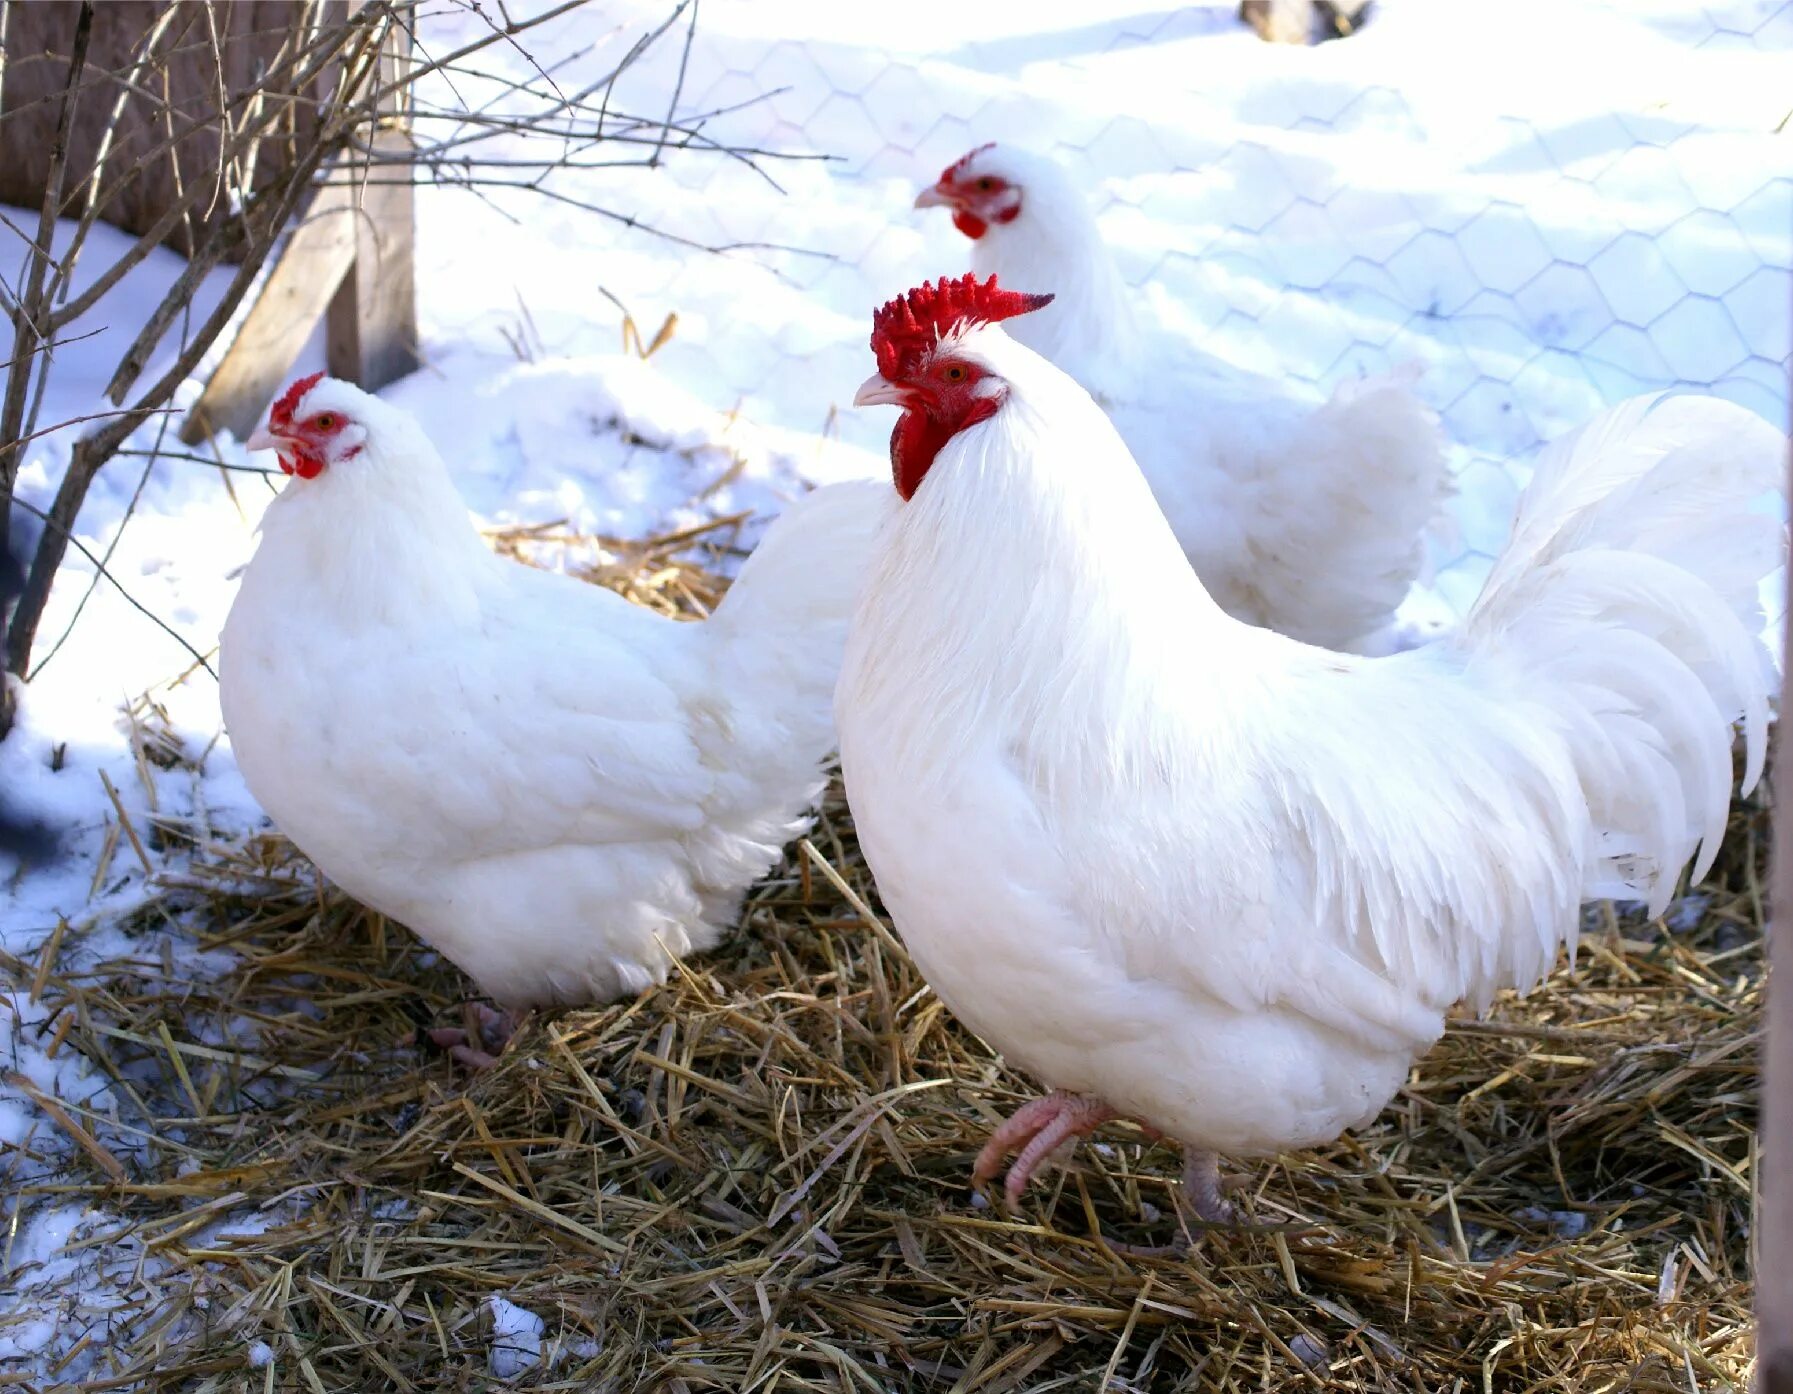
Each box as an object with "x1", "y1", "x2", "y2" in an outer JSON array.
[
  {"x1": 270, "y1": 371, "x2": 325, "y2": 428},
  {"x1": 870, "y1": 274, "x2": 1053, "y2": 380},
  {"x1": 940, "y1": 142, "x2": 995, "y2": 185}
]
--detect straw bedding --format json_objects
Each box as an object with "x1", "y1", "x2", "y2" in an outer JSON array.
[{"x1": 2, "y1": 529, "x2": 1762, "y2": 1392}]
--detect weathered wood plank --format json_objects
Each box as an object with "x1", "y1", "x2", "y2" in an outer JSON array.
[
  {"x1": 177, "y1": 177, "x2": 359, "y2": 444},
  {"x1": 0, "y1": 1, "x2": 323, "y2": 259},
  {"x1": 1765, "y1": 357, "x2": 1793, "y2": 1389},
  {"x1": 1239, "y1": 0, "x2": 1315, "y2": 43},
  {"x1": 325, "y1": 16, "x2": 418, "y2": 391},
  {"x1": 181, "y1": 7, "x2": 417, "y2": 440},
  {"x1": 1239, "y1": 0, "x2": 1372, "y2": 43},
  {"x1": 325, "y1": 134, "x2": 418, "y2": 391}
]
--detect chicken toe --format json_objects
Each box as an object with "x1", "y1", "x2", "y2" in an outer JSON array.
[
  {"x1": 425, "y1": 1003, "x2": 518, "y2": 1070},
  {"x1": 972, "y1": 1091, "x2": 1119, "y2": 1211}
]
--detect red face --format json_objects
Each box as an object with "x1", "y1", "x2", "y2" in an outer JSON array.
[
  {"x1": 864, "y1": 355, "x2": 1002, "y2": 501},
  {"x1": 859, "y1": 275, "x2": 1053, "y2": 498},
  {"x1": 249, "y1": 373, "x2": 364, "y2": 479},
  {"x1": 917, "y1": 146, "x2": 1023, "y2": 240},
  {"x1": 271, "y1": 409, "x2": 354, "y2": 479}
]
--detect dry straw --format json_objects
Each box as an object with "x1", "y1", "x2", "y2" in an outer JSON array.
[{"x1": 1, "y1": 527, "x2": 1763, "y2": 1391}]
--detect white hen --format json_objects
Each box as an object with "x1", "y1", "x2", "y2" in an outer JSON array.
[
  {"x1": 838, "y1": 276, "x2": 1783, "y2": 1231},
  {"x1": 917, "y1": 143, "x2": 1453, "y2": 652},
  {"x1": 221, "y1": 374, "x2": 888, "y2": 1041}
]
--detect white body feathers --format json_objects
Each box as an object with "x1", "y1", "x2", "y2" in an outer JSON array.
[
  {"x1": 222, "y1": 386, "x2": 889, "y2": 1008},
  {"x1": 958, "y1": 145, "x2": 1452, "y2": 650},
  {"x1": 837, "y1": 325, "x2": 1782, "y2": 1157}
]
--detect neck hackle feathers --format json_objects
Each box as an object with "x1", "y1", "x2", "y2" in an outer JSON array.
[
  {"x1": 870, "y1": 275, "x2": 1054, "y2": 380},
  {"x1": 270, "y1": 371, "x2": 326, "y2": 429}
]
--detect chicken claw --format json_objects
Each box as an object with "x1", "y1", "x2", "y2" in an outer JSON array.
[
  {"x1": 973, "y1": 1090, "x2": 1119, "y2": 1211},
  {"x1": 426, "y1": 1002, "x2": 517, "y2": 1070}
]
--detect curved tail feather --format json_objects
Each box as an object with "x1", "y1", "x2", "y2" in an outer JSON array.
[{"x1": 1455, "y1": 393, "x2": 1785, "y2": 918}]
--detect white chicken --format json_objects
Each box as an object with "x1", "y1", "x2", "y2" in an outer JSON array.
[
  {"x1": 221, "y1": 373, "x2": 888, "y2": 1061},
  {"x1": 917, "y1": 143, "x2": 1452, "y2": 652},
  {"x1": 838, "y1": 275, "x2": 1783, "y2": 1234}
]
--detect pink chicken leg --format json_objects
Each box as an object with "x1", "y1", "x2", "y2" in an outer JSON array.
[{"x1": 974, "y1": 1090, "x2": 1239, "y2": 1240}]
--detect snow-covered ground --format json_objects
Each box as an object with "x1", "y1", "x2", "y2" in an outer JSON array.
[{"x1": 1, "y1": 0, "x2": 1788, "y2": 1376}]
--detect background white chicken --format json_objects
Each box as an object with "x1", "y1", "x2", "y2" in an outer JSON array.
[
  {"x1": 917, "y1": 143, "x2": 1454, "y2": 653},
  {"x1": 839, "y1": 276, "x2": 1783, "y2": 1236},
  {"x1": 222, "y1": 374, "x2": 888, "y2": 1064}
]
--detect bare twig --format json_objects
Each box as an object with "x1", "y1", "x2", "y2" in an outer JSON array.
[
  {"x1": 0, "y1": 0, "x2": 822, "y2": 737},
  {"x1": 2, "y1": 489, "x2": 215, "y2": 679},
  {"x1": 0, "y1": 1, "x2": 92, "y2": 505}
]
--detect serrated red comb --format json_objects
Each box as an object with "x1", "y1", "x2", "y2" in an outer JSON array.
[
  {"x1": 269, "y1": 371, "x2": 325, "y2": 429},
  {"x1": 870, "y1": 274, "x2": 1053, "y2": 380},
  {"x1": 939, "y1": 141, "x2": 995, "y2": 186}
]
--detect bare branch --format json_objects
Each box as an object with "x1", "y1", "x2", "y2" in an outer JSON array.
[
  {"x1": 650, "y1": 0, "x2": 698, "y2": 169},
  {"x1": 0, "y1": 1, "x2": 92, "y2": 500},
  {"x1": 3, "y1": 488, "x2": 215, "y2": 681},
  {"x1": 0, "y1": 0, "x2": 828, "y2": 735}
]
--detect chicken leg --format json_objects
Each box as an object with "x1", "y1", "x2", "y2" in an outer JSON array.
[
  {"x1": 1180, "y1": 1149, "x2": 1235, "y2": 1224},
  {"x1": 974, "y1": 1090, "x2": 1257, "y2": 1251}
]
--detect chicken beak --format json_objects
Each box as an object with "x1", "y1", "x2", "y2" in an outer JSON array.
[
  {"x1": 244, "y1": 424, "x2": 283, "y2": 453},
  {"x1": 853, "y1": 374, "x2": 909, "y2": 409},
  {"x1": 913, "y1": 183, "x2": 953, "y2": 210}
]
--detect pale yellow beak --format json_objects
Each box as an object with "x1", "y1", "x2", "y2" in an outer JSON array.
[
  {"x1": 245, "y1": 424, "x2": 283, "y2": 453},
  {"x1": 913, "y1": 184, "x2": 953, "y2": 210},
  {"x1": 853, "y1": 374, "x2": 909, "y2": 409}
]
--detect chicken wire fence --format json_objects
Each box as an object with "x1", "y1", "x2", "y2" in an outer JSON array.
[{"x1": 509, "y1": 0, "x2": 1791, "y2": 618}]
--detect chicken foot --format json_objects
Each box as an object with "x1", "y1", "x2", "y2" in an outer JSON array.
[
  {"x1": 975, "y1": 1091, "x2": 1287, "y2": 1256},
  {"x1": 973, "y1": 1090, "x2": 1120, "y2": 1211},
  {"x1": 426, "y1": 1002, "x2": 518, "y2": 1070}
]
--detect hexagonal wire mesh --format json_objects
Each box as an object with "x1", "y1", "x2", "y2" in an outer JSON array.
[{"x1": 534, "y1": 0, "x2": 1790, "y2": 619}]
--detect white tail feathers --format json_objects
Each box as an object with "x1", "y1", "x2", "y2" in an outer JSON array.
[
  {"x1": 712, "y1": 480, "x2": 890, "y2": 644},
  {"x1": 1458, "y1": 393, "x2": 1786, "y2": 916},
  {"x1": 708, "y1": 479, "x2": 891, "y2": 756},
  {"x1": 1273, "y1": 364, "x2": 1454, "y2": 648}
]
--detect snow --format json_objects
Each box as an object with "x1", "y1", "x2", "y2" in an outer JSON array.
[
  {"x1": 1, "y1": 0, "x2": 1787, "y2": 1380},
  {"x1": 485, "y1": 1295, "x2": 546, "y2": 1380}
]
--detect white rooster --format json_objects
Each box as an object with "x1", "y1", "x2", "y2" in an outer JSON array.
[
  {"x1": 917, "y1": 143, "x2": 1453, "y2": 652},
  {"x1": 839, "y1": 276, "x2": 1783, "y2": 1234},
  {"x1": 222, "y1": 373, "x2": 888, "y2": 1064}
]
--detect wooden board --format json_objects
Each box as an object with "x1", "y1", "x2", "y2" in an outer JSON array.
[
  {"x1": 180, "y1": 12, "x2": 416, "y2": 442},
  {"x1": 0, "y1": 2, "x2": 321, "y2": 260},
  {"x1": 177, "y1": 175, "x2": 360, "y2": 445},
  {"x1": 325, "y1": 131, "x2": 418, "y2": 391},
  {"x1": 1765, "y1": 363, "x2": 1793, "y2": 1386}
]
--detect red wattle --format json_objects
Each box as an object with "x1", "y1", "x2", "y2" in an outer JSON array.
[
  {"x1": 889, "y1": 398, "x2": 999, "y2": 501},
  {"x1": 951, "y1": 209, "x2": 988, "y2": 240},
  {"x1": 279, "y1": 449, "x2": 325, "y2": 480}
]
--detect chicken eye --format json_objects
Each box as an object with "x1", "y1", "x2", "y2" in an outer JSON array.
[
  {"x1": 314, "y1": 413, "x2": 337, "y2": 430},
  {"x1": 943, "y1": 364, "x2": 968, "y2": 383},
  {"x1": 976, "y1": 177, "x2": 994, "y2": 191}
]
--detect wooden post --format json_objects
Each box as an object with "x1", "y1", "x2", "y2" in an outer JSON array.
[
  {"x1": 177, "y1": 176, "x2": 362, "y2": 445},
  {"x1": 1239, "y1": 0, "x2": 1372, "y2": 42},
  {"x1": 1240, "y1": 0, "x2": 1316, "y2": 43},
  {"x1": 325, "y1": 12, "x2": 417, "y2": 391},
  {"x1": 1763, "y1": 332, "x2": 1793, "y2": 1391},
  {"x1": 180, "y1": 4, "x2": 416, "y2": 444}
]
